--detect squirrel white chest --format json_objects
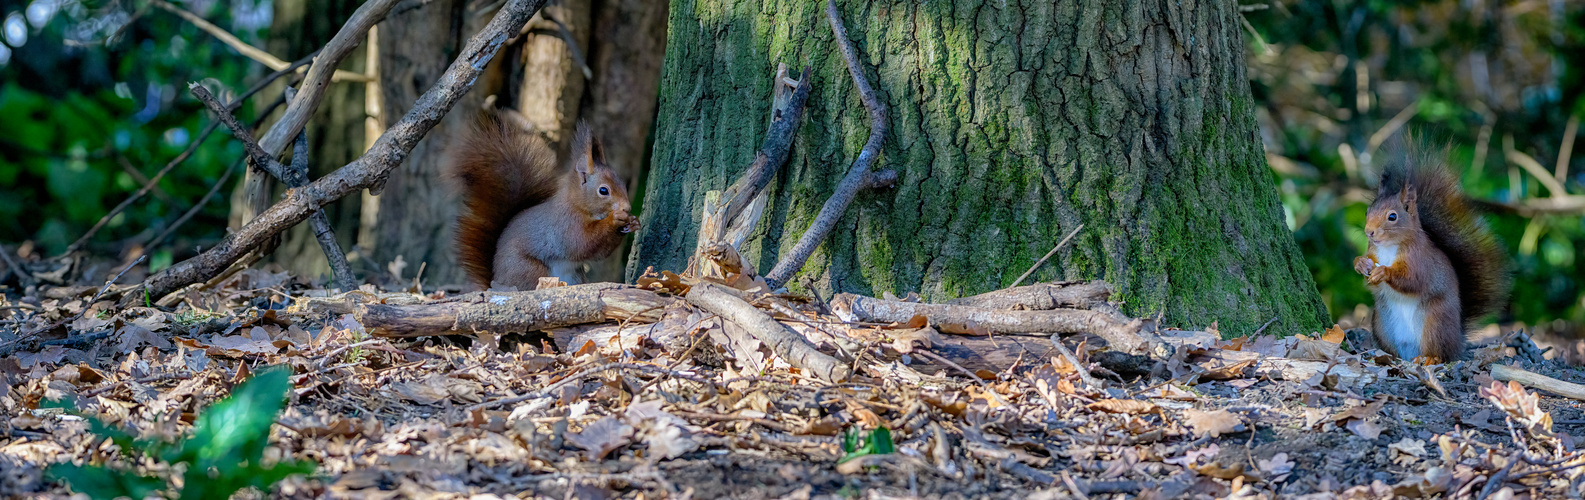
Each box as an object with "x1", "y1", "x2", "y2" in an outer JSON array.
[{"x1": 1372, "y1": 242, "x2": 1424, "y2": 359}]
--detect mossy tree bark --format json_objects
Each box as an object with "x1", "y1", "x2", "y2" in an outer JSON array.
[{"x1": 630, "y1": 0, "x2": 1328, "y2": 336}]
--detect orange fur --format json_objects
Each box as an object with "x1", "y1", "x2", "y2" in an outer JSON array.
[{"x1": 447, "y1": 116, "x2": 636, "y2": 289}]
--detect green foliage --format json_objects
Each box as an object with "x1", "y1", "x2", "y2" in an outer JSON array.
[
  {"x1": 0, "y1": 0, "x2": 267, "y2": 254},
  {"x1": 838, "y1": 426, "x2": 894, "y2": 464},
  {"x1": 45, "y1": 366, "x2": 314, "y2": 500},
  {"x1": 1247, "y1": 0, "x2": 1585, "y2": 328}
]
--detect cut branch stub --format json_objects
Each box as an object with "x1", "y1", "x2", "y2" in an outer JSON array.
[{"x1": 684, "y1": 282, "x2": 851, "y2": 382}]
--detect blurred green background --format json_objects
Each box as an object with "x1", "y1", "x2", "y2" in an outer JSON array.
[
  {"x1": 0, "y1": 0, "x2": 1583, "y2": 336},
  {"x1": 1245, "y1": 0, "x2": 1585, "y2": 337}
]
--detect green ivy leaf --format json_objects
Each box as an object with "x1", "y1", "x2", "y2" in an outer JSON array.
[{"x1": 46, "y1": 463, "x2": 165, "y2": 500}]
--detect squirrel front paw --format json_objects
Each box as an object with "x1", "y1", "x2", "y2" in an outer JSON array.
[
  {"x1": 618, "y1": 215, "x2": 641, "y2": 234},
  {"x1": 1353, "y1": 256, "x2": 1376, "y2": 276},
  {"x1": 1366, "y1": 266, "x2": 1387, "y2": 285}
]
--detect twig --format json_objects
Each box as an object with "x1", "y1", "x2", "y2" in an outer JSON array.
[
  {"x1": 81, "y1": 371, "x2": 193, "y2": 397},
  {"x1": 0, "y1": 255, "x2": 146, "y2": 357},
  {"x1": 763, "y1": 0, "x2": 889, "y2": 289},
  {"x1": 1009, "y1": 224, "x2": 1084, "y2": 288},
  {"x1": 190, "y1": 84, "x2": 296, "y2": 183},
  {"x1": 671, "y1": 410, "x2": 794, "y2": 433},
  {"x1": 1049, "y1": 334, "x2": 1103, "y2": 389},
  {"x1": 147, "y1": 159, "x2": 242, "y2": 250},
  {"x1": 132, "y1": 0, "x2": 550, "y2": 305},
  {"x1": 148, "y1": 0, "x2": 371, "y2": 83},
  {"x1": 1476, "y1": 453, "x2": 1520, "y2": 500},
  {"x1": 1506, "y1": 135, "x2": 1568, "y2": 197},
  {"x1": 58, "y1": 53, "x2": 317, "y2": 257},
  {"x1": 1558, "y1": 115, "x2": 1578, "y2": 185},
  {"x1": 289, "y1": 115, "x2": 358, "y2": 292},
  {"x1": 540, "y1": 11, "x2": 592, "y2": 80},
  {"x1": 0, "y1": 243, "x2": 31, "y2": 288},
  {"x1": 192, "y1": 83, "x2": 358, "y2": 287}
]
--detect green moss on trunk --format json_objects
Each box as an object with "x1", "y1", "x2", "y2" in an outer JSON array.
[{"x1": 631, "y1": 0, "x2": 1329, "y2": 337}]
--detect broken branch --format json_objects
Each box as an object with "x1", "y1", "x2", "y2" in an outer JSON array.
[
  {"x1": 685, "y1": 282, "x2": 852, "y2": 382},
  {"x1": 946, "y1": 280, "x2": 1114, "y2": 310},
  {"x1": 763, "y1": 0, "x2": 889, "y2": 289},
  {"x1": 1491, "y1": 363, "x2": 1585, "y2": 401}
]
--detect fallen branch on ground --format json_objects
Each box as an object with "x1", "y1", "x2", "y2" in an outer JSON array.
[
  {"x1": 1491, "y1": 363, "x2": 1585, "y2": 401},
  {"x1": 355, "y1": 283, "x2": 669, "y2": 337},
  {"x1": 829, "y1": 292, "x2": 1151, "y2": 355},
  {"x1": 685, "y1": 282, "x2": 852, "y2": 382}
]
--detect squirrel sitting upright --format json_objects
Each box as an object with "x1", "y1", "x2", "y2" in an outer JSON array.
[
  {"x1": 448, "y1": 116, "x2": 639, "y2": 289},
  {"x1": 1353, "y1": 146, "x2": 1510, "y2": 363}
]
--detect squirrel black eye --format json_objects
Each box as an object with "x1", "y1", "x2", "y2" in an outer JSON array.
[
  {"x1": 599, "y1": 186, "x2": 610, "y2": 196},
  {"x1": 1387, "y1": 212, "x2": 1397, "y2": 222}
]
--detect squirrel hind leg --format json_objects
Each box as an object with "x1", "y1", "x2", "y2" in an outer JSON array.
[{"x1": 491, "y1": 252, "x2": 550, "y2": 291}]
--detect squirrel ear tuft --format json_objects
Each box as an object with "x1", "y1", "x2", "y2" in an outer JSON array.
[
  {"x1": 1401, "y1": 183, "x2": 1418, "y2": 213},
  {"x1": 571, "y1": 121, "x2": 595, "y2": 178}
]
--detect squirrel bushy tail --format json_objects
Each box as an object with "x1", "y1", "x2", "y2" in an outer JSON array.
[
  {"x1": 448, "y1": 116, "x2": 559, "y2": 288},
  {"x1": 1376, "y1": 143, "x2": 1511, "y2": 324}
]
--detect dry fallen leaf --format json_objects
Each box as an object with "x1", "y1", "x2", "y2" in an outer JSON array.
[
  {"x1": 1199, "y1": 359, "x2": 1255, "y2": 381},
  {"x1": 1258, "y1": 452, "x2": 1294, "y2": 476},
  {"x1": 1480, "y1": 378, "x2": 1553, "y2": 436},
  {"x1": 1182, "y1": 409, "x2": 1245, "y2": 437},
  {"x1": 1321, "y1": 324, "x2": 1347, "y2": 344},
  {"x1": 1346, "y1": 419, "x2": 1382, "y2": 440},
  {"x1": 566, "y1": 415, "x2": 635, "y2": 461}
]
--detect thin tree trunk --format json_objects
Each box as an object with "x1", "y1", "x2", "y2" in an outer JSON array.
[{"x1": 630, "y1": 0, "x2": 1329, "y2": 336}]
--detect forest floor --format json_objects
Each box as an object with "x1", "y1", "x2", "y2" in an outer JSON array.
[{"x1": 4, "y1": 264, "x2": 1585, "y2": 499}]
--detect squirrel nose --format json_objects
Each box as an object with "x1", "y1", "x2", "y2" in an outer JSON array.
[{"x1": 1366, "y1": 230, "x2": 1375, "y2": 239}]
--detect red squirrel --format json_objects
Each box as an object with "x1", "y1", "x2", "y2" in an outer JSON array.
[
  {"x1": 448, "y1": 116, "x2": 639, "y2": 289},
  {"x1": 1352, "y1": 148, "x2": 1509, "y2": 363}
]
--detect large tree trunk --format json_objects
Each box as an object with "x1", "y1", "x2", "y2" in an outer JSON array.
[{"x1": 629, "y1": 0, "x2": 1328, "y2": 335}]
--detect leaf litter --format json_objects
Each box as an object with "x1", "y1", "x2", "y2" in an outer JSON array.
[{"x1": 3, "y1": 266, "x2": 1585, "y2": 498}]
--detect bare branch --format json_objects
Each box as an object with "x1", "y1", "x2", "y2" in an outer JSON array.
[
  {"x1": 686, "y1": 282, "x2": 852, "y2": 382},
  {"x1": 764, "y1": 0, "x2": 890, "y2": 289},
  {"x1": 257, "y1": 0, "x2": 399, "y2": 159},
  {"x1": 131, "y1": 0, "x2": 552, "y2": 304},
  {"x1": 149, "y1": 0, "x2": 371, "y2": 83},
  {"x1": 189, "y1": 83, "x2": 296, "y2": 182},
  {"x1": 1505, "y1": 135, "x2": 1568, "y2": 197},
  {"x1": 293, "y1": 127, "x2": 359, "y2": 291}
]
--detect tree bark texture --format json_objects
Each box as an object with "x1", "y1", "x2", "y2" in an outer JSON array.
[
  {"x1": 366, "y1": 0, "x2": 473, "y2": 286},
  {"x1": 630, "y1": 0, "x2": 1328, "y2": 335},
  {"x1": 231, "y1": 0, "x2": 367, "y2": 282}
]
